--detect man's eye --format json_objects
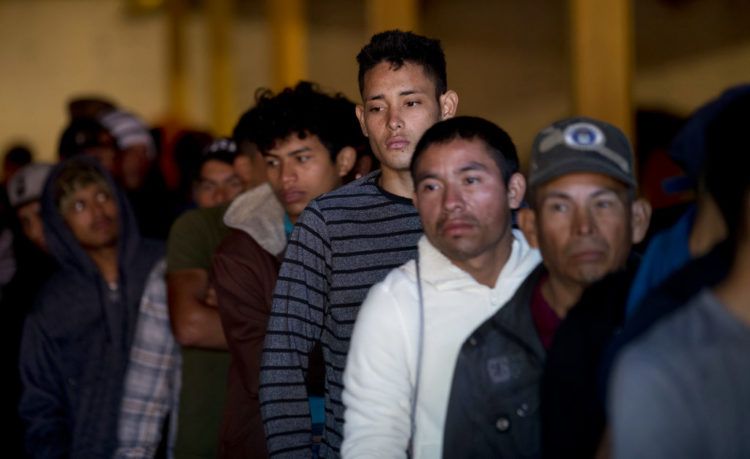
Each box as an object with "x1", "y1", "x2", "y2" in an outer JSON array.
[
  {"x1": 368, "y1": 106, "x2": 383, "y2": 113},
  {"x1": 265, "y1": 159, "x2": 279, "y2": 168},
  {"x1": 464, "y1": 176, "x2": 479, "y2": 185},
  {"x1": 420, "y1": 182, "x2": 439, "y2": 192},
  {"x1": 95, "y1": 192, "x2": 109, "y2": 203},
  {"x1": 549, "y1": 202, "x2": 568, "y2": 213},
  {"x1": 594, "y1": 199, "x2": 615, "y2": 209},
  {"x1": 405, "y1": 100, "x2": 421, "y2": 107},
  {"x1": 297, "y1": 155, "x2": 311, "y2": 163},
  {"x1": 227, "y1": 177, "x2": 243, "y2": 188},
  {"x1": 199, "y1": 182, "x2": 216, "y2": 192},
  {"x1": 74, "y1": 201, "x2": 85, "y2": 212}
]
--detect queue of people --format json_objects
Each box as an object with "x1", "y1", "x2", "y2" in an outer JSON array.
[{"x1": 3, "y1": 28, "x2": 749, "y2": 459}]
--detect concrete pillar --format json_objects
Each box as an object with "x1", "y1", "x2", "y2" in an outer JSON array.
[
  {"x1": 365, "y1": 0, "x2": 419, "y2": 36},
  {"x1": 267, "y1": 0, "x2": 308, "y2": 90},
  {"x1": 207, "y1": 0, "x2": 234, "y2": 135},
  {"x1": 166, "y1": 0, "x2": 188, "y2": 124},
  {"x1": 570, "y1": 0, "x2": 633, "y2": 137}
]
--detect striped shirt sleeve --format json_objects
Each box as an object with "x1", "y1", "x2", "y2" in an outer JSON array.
[{"x1": 259, "y1": 202, "x2": 330, "y2": 458}]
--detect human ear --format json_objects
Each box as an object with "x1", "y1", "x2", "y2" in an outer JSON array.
[
  {"x1": 506, "y1": 172, "x2": 526, "y2": 210},
  {"x1": 517, "y1": 208, "x2": 540, "y2": 249},
  {"x1": 335, "y1": 146, "x2": 357, "y2": 178},
  {"x1": 355, "y1": 105, "x2": 369, "y2": 137},
  {"x1": 630, "y1": 198, "x2": 652, "y2": 244},
  {"x1": 438, "y1": 90, "x2": 459, "y2": 120}
]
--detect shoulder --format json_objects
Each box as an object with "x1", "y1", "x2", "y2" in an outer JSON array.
[
  {"x1": 617, "y1": 291, "x2": 720, "y2": 388},
  {"x1": 27, "y1": 271, "x2": 95, "y2": 330},
  {"x1": 169, "y1": 205, "x2": 227, "y2": 238},
  {"x1": 313, "y1": 171, "x2": 416, "y2": 213},
  {"x1": 167, "y1": 206, "x2": 228, "y2": 271},
  {"x1": 632, "y1": 290, "x2": 720, "y2": 356},
  {"x1": 358, "y1": 262, "x2": 418, "y2": 320},
  {"x1": 215, "y1": 230, "x2": 271, "y2": 263}
]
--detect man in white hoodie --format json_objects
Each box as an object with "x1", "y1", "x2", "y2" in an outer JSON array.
[{"x1": 342, "y1": 116, "x2": 541, "y2": 458}]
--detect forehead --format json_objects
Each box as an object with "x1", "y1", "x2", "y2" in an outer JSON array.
[
  {"x1": 71, "y1": 181, "x2": 109, "y2": 195},
  {"x1": 362, "y1": 61, "x2": 436, "y2": 99},
  {"x1": 416, "y1": 138, "x2": 499, "y2": 176},
  {"x1": 266, "y1": 132, "x2": 326, "y2": 156},
  {"x1": 201, "y1": 159, "x2": 234, "y2": 175},
  {"x1": 536, "y1": 172, "x2": 629, "y2": 198}
]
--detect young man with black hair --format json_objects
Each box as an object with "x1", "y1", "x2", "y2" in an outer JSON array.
[
  {"x1": 212, "y1": 81, "x2": 363, "y2": 459},
  {"x1": 259, "y1": 30, "x2": 458, "y2": 458},
  {"x1": 19, "y1": 157, "x2": 163, "y2": 457},
  {"x1": 342, "y1": 116, "x2": 539, "y2": 458}
]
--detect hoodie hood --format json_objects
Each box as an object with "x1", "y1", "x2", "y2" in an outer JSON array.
[
  {"x1": 223, "y1": 182, "x2": 287, "y2": 256},
  {"x1": 41, "y1": 156, "x2": 142, "y2": 276}
]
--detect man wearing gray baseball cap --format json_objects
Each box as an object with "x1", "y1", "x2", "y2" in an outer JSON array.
[{"x1": 442, "y1": 117, "x2": 651, "y2": 458}]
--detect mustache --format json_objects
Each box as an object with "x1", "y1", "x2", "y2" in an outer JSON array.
[
  {"x1": 436, "y1": 213, "x2": 479, "y2": 232},
  {"x1": 563, "y1": 237, "x2": 608, "y2": 256}
]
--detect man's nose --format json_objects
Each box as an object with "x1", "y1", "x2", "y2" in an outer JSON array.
[
  {"x1": 442, "y1": 183, "x2": 464, "y2": 212},
  {"x1": 573, "y1": 206, "x2": 595, "y2": 235},
  {"x1": 387, "y1": 107, "x2": 403, "y2": 131}
]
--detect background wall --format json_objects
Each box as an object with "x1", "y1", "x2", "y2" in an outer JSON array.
[{"x1": 1, "y1": 0, "x2": 748, "y2": 168}]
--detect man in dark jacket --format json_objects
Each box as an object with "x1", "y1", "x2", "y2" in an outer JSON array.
[
  {"x1": 212, "y1": 81, "x2": 364, "y2": 458},
  {"x1": 18, "y1": 156, "x2": 163, "y2": 458},
  {"x1": 442, "y1": 117, "x2": 651, "y2": 458}
]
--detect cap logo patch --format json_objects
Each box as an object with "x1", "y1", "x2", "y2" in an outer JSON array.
[{"x1": 564, "y1": 123, "x2": 604, "y2": 150}]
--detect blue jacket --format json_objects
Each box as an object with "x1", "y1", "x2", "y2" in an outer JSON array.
[{"x1": 19, "y1": 157, "x2": 164, "y2": 458}]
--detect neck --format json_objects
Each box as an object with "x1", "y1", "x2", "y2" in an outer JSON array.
[
  {"x1": 87, "y1": 246, "x2": 119, "y2": 285},
  {"x1": 378, "y1": 167, "x2": 414, "y2": 199},
  {"x1": 689, "y1": 194, "x2": 727, "y2": 257},
  {"x1": 714, "y1": 243, "x2": 750, "y2": 327},
  {"x1": 541, "y1": 275, "x2": 584, "y2": 319}
]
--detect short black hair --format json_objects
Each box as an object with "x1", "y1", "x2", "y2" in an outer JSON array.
[
  {"x1": 58, "y1": 117, "x2": 115, "y2": 160},
  {"x1": 704, "y1": 91, "x2": 750, "y2": 250},
  {"x1": 251, "y1": 81, "x2": 368, "y2": 161},
  {"x1": 4, "y1": 144, "x2": 33, "y2": 167},
  {"x1": 357, "y1": 30, "x2": 448, "y2": 99},
  {"x1": 410, "y1": 116, "x2": 519, "y2": 185},
  {"x1": 232, "y1": 99, "x2": 264, "y2": 148}
]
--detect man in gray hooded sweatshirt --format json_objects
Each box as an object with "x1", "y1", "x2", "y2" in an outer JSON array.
[{"x1": 19, "y1": 156, "x2": 163, "y2": 458}]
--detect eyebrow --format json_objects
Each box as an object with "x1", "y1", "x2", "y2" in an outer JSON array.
[
  {"x1": 414, "y1": 161, "x2": 490, "y2": 184},
  {"x1": 267, "y1": 146, "x2": 312, "y2": 158},
  {"x1": 541, "y1": 187, "x2": 621, "y2": 201},
  {"x1": 365, "y1": 89, "x2": 423, "y2": 102},
  {"x1": 287, "y1": 146, "x2": 312, "y2": 157}
]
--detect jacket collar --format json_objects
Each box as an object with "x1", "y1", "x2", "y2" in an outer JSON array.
[
  {"x1": 407, "y1": 230, "x2": 541, "y2": 292},
  {"x1": 223, "y1": 183, "x2": 287, "y2": 256}
]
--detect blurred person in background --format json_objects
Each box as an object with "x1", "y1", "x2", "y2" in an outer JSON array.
[
  {"x1": 166, "y1": 104, "x2": 267, "y2": 459},
  {"x1": 609, "y1": 89, "x2": 750, "y2": 459},
  {"x1": 19, "y1": 157, "x2": 163, "y2": 458},
  {"x1": 3, "y1": 162, "x2": 56, "y2": 459},
  {"x1": 193, "y1": 138, "x2": 244, "y2": 209},
  {"x1": 100, "y1": 109, "x2": 175, "y2": 240}
]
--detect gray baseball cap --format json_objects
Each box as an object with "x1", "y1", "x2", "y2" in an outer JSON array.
[
  {"x1": 528, "y1": 117, "x2": 636, "y2": 189},
  {"x1": 7, "y1": 163, "x2": 54, "y2": 208}
]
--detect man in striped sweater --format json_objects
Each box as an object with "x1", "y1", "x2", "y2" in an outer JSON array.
[{"x1": 259, "y1": 30, "x2": 459, "y2": 458}]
